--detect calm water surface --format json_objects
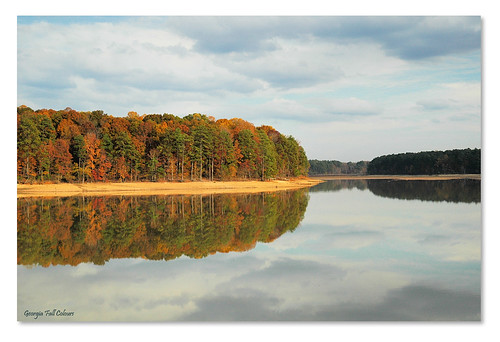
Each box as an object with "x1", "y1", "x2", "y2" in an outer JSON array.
[{"x1": 17, "y1": 179, "x2": 481, "y2": 321}]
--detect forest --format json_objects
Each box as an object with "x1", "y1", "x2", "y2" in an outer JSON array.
[
  {"x1": 308, "y1": 159, "x2": 368, "y2": 175},
  {"x1": 17, "y1": 106, "x2": 309, "y2": 184},
  {"x1": 309, "y1": 148, "x2": 480, "y2": 177},
  {"x1": 367, "y1": 149, "x2": 481, "y2": 175}
]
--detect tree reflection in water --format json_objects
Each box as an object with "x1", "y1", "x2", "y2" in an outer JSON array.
[
  {"x1": 310, "y1": 179, "x2": 480, "y2": 204},
  {"x1": 18, "y1": 189, "x2": 309, "y2": 267},
  {"x1": 367, "y1": 179, "x2": 480, "y2": 204}
]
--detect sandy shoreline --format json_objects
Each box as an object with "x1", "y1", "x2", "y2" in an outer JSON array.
[
  {"x1": 17, "y1": 178, "x2": 323, "y2": 198},
  {"x1": 311, "y1": 174, "x2": 481, "y2": 181}
]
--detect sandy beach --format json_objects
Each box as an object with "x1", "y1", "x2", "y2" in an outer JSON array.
[
  {"x1": 17, "y1": 178, "x2": 323, "y2": 198},
  {"x1": 311, "y1": 174, "x2": 481, "y2": 181}
]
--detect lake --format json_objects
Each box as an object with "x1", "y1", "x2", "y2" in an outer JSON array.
[{"x1": 17, "y1": 179, "x2": 481, "y2": 321}]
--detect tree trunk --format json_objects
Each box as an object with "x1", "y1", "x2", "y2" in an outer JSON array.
[
  {"x1": 262, "y1": 160, "x2": 265, "y2": 181},
  {"x1": 199, "y1": 160, "x2": 202, "y2": 181},
  {"x1": 26, "y1": 158, "x2": 30, "y2": 182},
  {"x1": 181, "y1": 152, "x2": 184, "y2": 181},
  {"x1": 171, "y1": 159, "x2": 174, "y2": 181}
]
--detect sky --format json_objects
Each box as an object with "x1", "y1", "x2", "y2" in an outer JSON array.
[{"x1": 17, "y1": 16, "x2": 482, "y2": 161}]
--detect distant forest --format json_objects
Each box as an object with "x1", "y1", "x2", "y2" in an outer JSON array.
[
  {"x1": 367, "y1": 149, "x2": 481, "y2": 175},
  {"x1": 308, "y1": 160, "x2": 368, "y2": 175},
  {"x1": 17, "y1": 106, "x2": 309, "y2": 183},
  {"x1": 309, "y1": 148, "x2": 480, "y2": 176}
]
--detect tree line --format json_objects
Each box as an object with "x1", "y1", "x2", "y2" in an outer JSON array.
[
  {"x1": 309, "y1": 148, "x2": 480, "y2": 176},
  {"x1": 18, "y1": 190, "x2": 309, "y2": 266},
  {"x1": 17, "y1": 106, "x2": 309, "y2": 183},
  {"x1": 308, "y1": 159, "x2": 368, "y2": 175},
  {"x1": 366, "y1": 149, "x2": 481, "y2": 175}
]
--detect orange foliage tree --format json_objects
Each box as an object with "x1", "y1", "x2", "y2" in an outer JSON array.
[{"x1": 17, "y1": 106, "x2": 309, "y2": 183}]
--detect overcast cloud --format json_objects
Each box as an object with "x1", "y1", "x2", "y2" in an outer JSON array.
[{"x1": 17, "y1": 16, "x2": 481, "y2": 161}]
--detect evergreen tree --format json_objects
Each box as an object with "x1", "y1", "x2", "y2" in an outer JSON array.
[{"x1": 257, "y1": 129, "x2": 278, "y2": 180}]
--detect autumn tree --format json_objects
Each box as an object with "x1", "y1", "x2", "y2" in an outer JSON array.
[
  {"x1": 84, "y1": 133, "x2": 111, "y2": 181},
  {"x1": 48, "y1": 139, "x2": 73, "y2": 182}
]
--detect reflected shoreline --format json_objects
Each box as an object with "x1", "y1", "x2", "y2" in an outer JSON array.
[{"x1": 310, "y1": 179, "x2": 481, "y2": 203}]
